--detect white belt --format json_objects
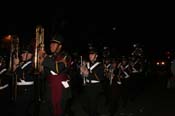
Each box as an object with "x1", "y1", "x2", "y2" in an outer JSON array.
[
  {"x1": 0, "y1": 84, "x2": 9, "y2": 90},
  {"x1": 132, "y1": 70, "x2": 139, "y2": 73},
  {"x1": 86, "y1": 79, "x2": 100, "y2": 84},
  {"x1": 17, "y1": 80, "x2": 34, "y2": 86},
  {"x1": 124, "y1": 75, "x2": 130, "y2": 78},
  {"x1": 117, "y1": 81, "x2": 122, "y2": 85}
]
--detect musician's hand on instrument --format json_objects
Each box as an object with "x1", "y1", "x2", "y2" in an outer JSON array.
[
  {"x1": 13, "y1": 57, "x2": 19, "y2": 66},
  {"x1": 12, "y1": 57, "x2": 19, "y2": 71},
  {"x1": 80, "y1": 66, "x2": 89, "y2": 76},
  {"x1": 39, "y1": 49, "x2": 46, "y2": 58},
  {"x1": 83, "y1": 68, "x2": 89, "y2": 77},
  {"x1": 38, "y1": 49, "x2": 46, "y2": 63}
]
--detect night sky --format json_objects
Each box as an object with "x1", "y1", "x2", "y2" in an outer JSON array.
[{"x1": 0, "y1": 2, "x2": 174, "y2": 55}]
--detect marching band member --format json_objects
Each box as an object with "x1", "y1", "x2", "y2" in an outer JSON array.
[
  {"x1": 0, "y1": 56, "x2": 10, "y2": 116},
  {"x1": 13, "y1": 46, "x2": 35, "y2": 116},
  {"x1": 80, "y1": 45, "x2": 107, "y2": 116},
  {"x1": 108, "y1": 57, "x2": 121, "y2": 116},
  {"x1": 39, "y1": 33, "x2": 72, "y2": 116},
  {"x1": 118, "y1": 56, "x2": 132, "y2": 108}
]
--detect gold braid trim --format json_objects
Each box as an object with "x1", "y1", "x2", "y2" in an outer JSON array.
[
  {"x1": 56, "y1": 61, "x2": 59, "y2": 73},
  {"x1": 57, "y1": 59, "x2": 67, "y2": 68},
  {"x1": 55, "y1": 56, "x2": 68, "y2": 73},
  {"x1": 93, "y1": 72, "x2": 100, "y2": 81}
]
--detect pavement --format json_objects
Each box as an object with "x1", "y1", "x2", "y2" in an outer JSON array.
[
  {"x1": 69, "y1": 76, "x2": 175, "y2": 116},
  {"x1": 3, "y1": 76, "x2": 175, "y2": 116}
]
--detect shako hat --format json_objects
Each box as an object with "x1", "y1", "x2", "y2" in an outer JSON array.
[{"x1": 50, "y1": 33, "x2": 64, "y2": 44}]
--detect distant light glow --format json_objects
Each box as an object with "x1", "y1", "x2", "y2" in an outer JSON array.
[
  {"x1": 112, "y1": 27, "x2": 116, "y2": 31},
  {"x1": 161, "y1": 61, "x2": 165, "y2": 65},
  {"x1": 3, "y1": 35, "x2": 12, "y2": 41}
]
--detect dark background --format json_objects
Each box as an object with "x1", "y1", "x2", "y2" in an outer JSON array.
[{"x1": 0, "y1": 2, "x2": 174, "y2": 55}]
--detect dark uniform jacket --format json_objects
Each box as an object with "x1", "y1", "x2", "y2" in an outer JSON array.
[
  {"x1": 81, "y1": 61, "x2": 108, "y2": 116},
  {"x1": 15, "y1": 60, "x2": 33, "y2": 82},
  {"x1": 0, "y1": 67, "x2": 8, "y2": 90},
  {"x1": 14, "y1": 59, "x2": 34, "y2": 116},
  {"x1": 40, "y1": 51, "x2": 71, "y2": 116},
  {"x1": 86, "y1": 61, "x2": 105, "y2": 83}
]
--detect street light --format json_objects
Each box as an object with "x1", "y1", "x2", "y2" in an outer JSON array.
[
  {"x1": 3, "y1": 34, "x2": 12, "y2": 42},
  {"x1": 0, "y1": 34, "x2": 13, "y2": 51}
]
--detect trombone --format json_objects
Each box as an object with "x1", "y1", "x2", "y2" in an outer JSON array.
[
  {"x1": 33, "y1": 25, "x2": 45, "y2": 102},
  {"x1": 34, "y1": 25, "x2": 45, "y2": 72},
  {"x1": 8, "y1": 35, "x2": 20, "y2": 101}
]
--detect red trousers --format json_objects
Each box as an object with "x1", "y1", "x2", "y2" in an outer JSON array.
[{"x1": 47, "y1": 74, "x2": 68, "y2": 116}]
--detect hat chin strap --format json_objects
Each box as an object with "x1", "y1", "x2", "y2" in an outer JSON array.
[
  {"x1": 55, "y1": 44, "x2": 62, "y2": 54},
  {"x1": 22, "y1": 53, "x2": 28, "y2": 61},
  {"x1": 24, "y1": 53, "x2": 32, "y2": 61},
  {"x1": 91, "y1": 54, "x2": 98, "y2": 63}
]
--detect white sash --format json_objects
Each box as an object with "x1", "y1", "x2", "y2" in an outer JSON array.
[
  {"x1": 21, "y1": 61, "x2": 32, "y2": 69},
  {"x1": 120, "y1": 65, "x2": 130, "y2": 78},
  {"x1": 50, "y1": 70, "x2": 58, "y2": 75},
  {"x1": 0, "y1": 68, "x2": 7, "y2": 74},
  {"x1": 0, "y1": 84, "x2": 8, "y2": 90},
  {"x1": 106, "y1": 64, "x2": 111, "y2": 68},
  {"x1": 90, "y1": 62, "x2": 100, "y2": 71}
]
